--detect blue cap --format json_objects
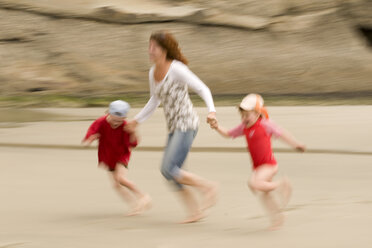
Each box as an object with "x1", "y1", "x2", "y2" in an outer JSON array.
[{"x1": 109, "y1": 100, "x2": 130, "y2": 117}]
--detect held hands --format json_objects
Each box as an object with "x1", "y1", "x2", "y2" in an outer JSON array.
[
  {"x1": 209, "y1": 120, "x2": 219, "y2": 129},
  {"x1": 207, "y1": 112, "x2": 218, "y2": 129},
  {"x1": 123, "y1": 120, "x2": 139, "y2": 144},
  {"x1": 124, "y1": 120, "x2": 138, "y2": 134}
]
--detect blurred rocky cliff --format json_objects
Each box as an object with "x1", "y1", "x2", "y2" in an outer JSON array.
[{"x1": 0, "y1": 0, "x2": 371, "y2": 100}]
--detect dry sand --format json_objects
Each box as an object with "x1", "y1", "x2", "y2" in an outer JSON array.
[{"x1": 1, "y1": 106, "x2": 372, "y2": 248}]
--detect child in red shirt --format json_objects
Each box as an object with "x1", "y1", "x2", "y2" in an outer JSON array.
[
  {"x1": 210, "y1": 94, "x2": 305, "y2": 230},
  {"x1": 83, "y1": 100, "x2": 151, "y2": 216}
]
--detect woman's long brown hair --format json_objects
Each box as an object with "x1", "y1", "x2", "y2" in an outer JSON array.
[{"x1": 150, "y1": 31, "x2": 188, "y2": 65}]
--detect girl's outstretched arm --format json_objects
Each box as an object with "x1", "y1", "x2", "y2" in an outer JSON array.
[
  {"x1": 212, "y1": 121, "x2": 245, "y2": 139},
  {"x1": 279, "y1": 129, "x2": 306, "y2": 152},
  {"x1": 216, "y1": 126, "x2": 231, "y2": 138},
  {"x1": 211, "y1": 121, "x2": 231, "y2": 138},
  {"x1": 262, "y1": 119, "x2": 305, "y2": 152}
]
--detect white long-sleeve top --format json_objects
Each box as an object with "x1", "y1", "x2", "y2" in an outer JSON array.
[{"x1": 134, "y1": 60, "x2": 216, "y2": 132}]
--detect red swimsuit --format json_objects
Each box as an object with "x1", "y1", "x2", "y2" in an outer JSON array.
[{"x1": 244, "y1": 118, "x2": 277, "y2": 169}]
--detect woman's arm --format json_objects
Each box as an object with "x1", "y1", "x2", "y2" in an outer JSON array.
[
  {"x1": 173, "y1": 62, "x2": 216, "y2": 113},
  {"x1": 125, "y1": 96, "x2": 160, "y2": 133},
  {"x1": 133, "y1": 67, "x2": 160, "y2": 123},
  {"x1": 125, "y1": 70, "x2": 161, "y2": 133},
  {"x1": 134, "y1": 95, "x2": 161, "y2": 124}
]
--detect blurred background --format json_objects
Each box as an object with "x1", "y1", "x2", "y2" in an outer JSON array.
[
  {"x1": 1, "y1": 2, "x2": 372, "y2": 246},
  {"x1": 0, "y1": 0, "x2": 371, "y2": 107}
]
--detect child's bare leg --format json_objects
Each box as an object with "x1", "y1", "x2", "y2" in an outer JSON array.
[
  {"x1": 176, "y1": 170, "x2": 218, "y2": 211},
  {"x1": 250, "y1": 165, "x2": 284, "y2": 229},
  {"x1": 111, "y1": 176, "x2": 136, "y2": 205},
  {"x1": 260, "y1": 192, "x2": 284, "y2": 230},
  {"x1": 113, "y1": 164, "x2": 151, "y2": 215},
  {"x1": 277, "y1": 176, "x2": 292, "y2": 209},
  {"x1": 249, "y1": 165, "x2": 280, "y2": 193},
  {"x1": 177, "y1": 187, "x2": 204, "y2": 223},
  {"x1": 247, "y1": 180, "x2": 257, "y2": 195}
]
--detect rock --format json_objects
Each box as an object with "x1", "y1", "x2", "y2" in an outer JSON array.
[
  {"x1": 284, "y1": 0, "x2": 340, "y2": 13},
  {"x1": 344, "y1": 0, "x2": 372, "y2": 27},
  {"x1": 271, "y1": 8, "x2": 339, "y2": 32},
  {"x1": 184, "y1": 9, "x2": 270, "y2": 30},
  {"x1": 0, "y1": 0, "x2": 371, "y2": 101}
]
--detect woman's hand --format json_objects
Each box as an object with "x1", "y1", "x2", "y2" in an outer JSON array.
[
  {"x1": 206, "y1": 112, "x2": 217, "y2": 126},
  {"x1": 124, "y1": 120, "x2": 139, "y2": 133}
]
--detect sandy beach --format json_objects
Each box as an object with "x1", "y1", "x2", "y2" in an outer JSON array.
[{"x1": 1, "y1": 106, "x2": 372, "y2": 248}]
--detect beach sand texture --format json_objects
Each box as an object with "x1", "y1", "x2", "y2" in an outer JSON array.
[{"x1": 1, "y1": 106, "x2": 372, "y2": 248}]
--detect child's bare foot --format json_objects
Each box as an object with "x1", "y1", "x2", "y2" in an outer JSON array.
[
  {"x1": 142, "y1": 194, "x2": 153, "y2": 207},
  {"x1": 278, "y1": 177, "x2": 292, "y2": 209},
  {"x1": 137, "y1": 194, "x2": 153, "y2": 212},
  {"x1": 126, "y1": 194, "x2": 152, "y2": 216},
  {"x1": 126, "y1": 206, "x2": 142, "y2": 216},
  {"x1": 268, "y1": 213, "x2": 285, "y2": 231},
  {"x1": 180, "y1": 211, "x2": 205, "y2": 224},
  {"x1": 201, "y1": 183, "x2": 218, "y2": 211}
]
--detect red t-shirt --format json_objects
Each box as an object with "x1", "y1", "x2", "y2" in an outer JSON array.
[{"x1": 84, "y1": 115, "x2": 137, "y2": 170}]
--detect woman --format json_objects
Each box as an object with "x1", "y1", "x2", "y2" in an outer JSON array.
[{"x1": 125, "y1": 31, "x2": 218, "y2": 223}]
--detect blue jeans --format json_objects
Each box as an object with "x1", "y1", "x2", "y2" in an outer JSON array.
[{"x1": 161, "y1": 129, "x2": 197, "y2": 189}]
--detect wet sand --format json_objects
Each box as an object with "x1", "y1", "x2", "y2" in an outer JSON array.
[{"x1": 1, "y1": 106, "x2": 372, "y2": 248}]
